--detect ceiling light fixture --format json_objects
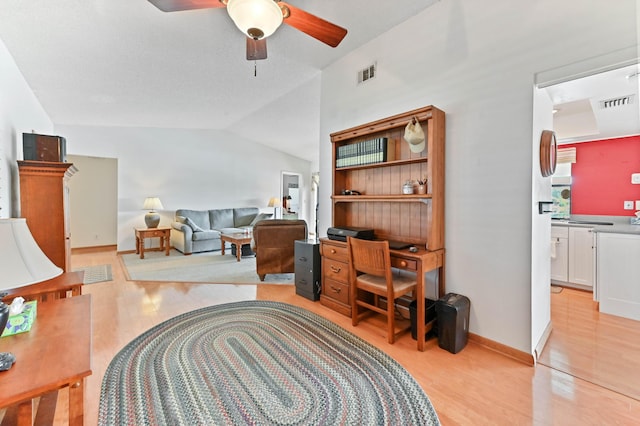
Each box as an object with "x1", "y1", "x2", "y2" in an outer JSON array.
[{"x1": 226, "y1": 0, "x2": 284, "y2": 40}]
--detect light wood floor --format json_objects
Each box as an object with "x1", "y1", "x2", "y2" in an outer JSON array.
[
  {"x1": 539, "y1": 286, "x2": 640, "y2": 401},
  {"x1": 46, "y1": 249, "x2": 640, "y2": 424}
]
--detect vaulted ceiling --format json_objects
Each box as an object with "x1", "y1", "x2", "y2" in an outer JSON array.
[
  {"x1": 1, "y1": 1, "x2": 637, "y2": 162},
  {"x1": 0, "y1": 0, "x2": 439, "y2": 161}
]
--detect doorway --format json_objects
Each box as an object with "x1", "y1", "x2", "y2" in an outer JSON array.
[
  {"x1": 66, "y1": 155, "x2": 118, "y2": 248},
  {"x1": 534, "y1": 59, "x2": 640, "y2": 400},
  {"x1": 281, "y1": 171, "x2": 303, "y2": 222}
]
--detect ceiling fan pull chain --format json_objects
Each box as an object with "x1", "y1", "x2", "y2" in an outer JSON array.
[{"x1": 254, "y1": 60, "x2": 257, "y2": 77}]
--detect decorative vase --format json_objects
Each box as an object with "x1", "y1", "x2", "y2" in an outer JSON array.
[
  {"x1": 402, "y1": 180, "x2": 414, "y2": 195},
  {"x1": 417, "y1": 184, "x2": 427, "y2": 195},
  {"x1": 145, "y1": 212, "x2": 161, "y2": 228}
]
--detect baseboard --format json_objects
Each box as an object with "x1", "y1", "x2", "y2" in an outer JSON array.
[
  {"x1": 533, "y1": 321, "x2": 553, "y2": 364},
  {"x1": 468, "y1": 332, "x2": 535, "y2": 366},
  {"x1": 71, "y1": 245, "x2": 117, "y2": 254}
]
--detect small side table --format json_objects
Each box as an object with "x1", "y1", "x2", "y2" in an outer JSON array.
[{"x1": 135, "y1": 227, "x2": 171, "y2": 259}]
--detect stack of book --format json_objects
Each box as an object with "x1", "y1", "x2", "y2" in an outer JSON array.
[{"x1": 336, "y1": 138, "x2": 395, "y2": 168}]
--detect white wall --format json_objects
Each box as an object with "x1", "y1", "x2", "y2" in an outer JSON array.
[
  {"x1": 56, "y1": 125, "x2": 311, "y2": 251},
  {"x1": 0, "y1": 39, "x2": 53, "y2": 217},
  {"x1": 67, "y1": 154, "x2": 118, "y2": 248},
  {"x1": 318, "y1": 0, "x2": 638, "y2": 354}
]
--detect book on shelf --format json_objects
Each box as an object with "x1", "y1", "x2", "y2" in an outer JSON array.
[{"x1": 336, "y1": 138, "x2": 395, "y2": 168}]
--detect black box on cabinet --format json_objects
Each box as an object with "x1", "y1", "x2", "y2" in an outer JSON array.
[
  {"x1": 436, "y1": 293, "x2": 470, "y2": 354},
  {"x1": 23, "y1": 133, "x2": 67, "y2": 162}
]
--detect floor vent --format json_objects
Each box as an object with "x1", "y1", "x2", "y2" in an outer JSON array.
[
  {"x1": 599, "y1": 94, "x2": 635, "y2": 109},
  {"x1": 357, "y1": 63, "x2": 377, "y2": 84}
]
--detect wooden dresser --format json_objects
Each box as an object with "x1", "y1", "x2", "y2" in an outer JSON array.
[{"x1": 18, "y1": 161, "x2": 77, "y2": 272}]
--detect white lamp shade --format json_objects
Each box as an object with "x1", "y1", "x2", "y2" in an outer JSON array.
[
  {"x1": 227, "y1": 0, "x2": 283, "y2": 39},
  {"x1": 143, "y1": 197, "x2": 164, "y2": 211},
  {"x1": 267, "y1": 197, "x2": 281, "y2": 207},
  {"x1": 0, "y1": 218, "x2": 63, "y2": 291}
]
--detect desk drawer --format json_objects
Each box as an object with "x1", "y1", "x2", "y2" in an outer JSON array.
[
  {"x1": 391, "y1": 257, "x2": 417, "y2": 271},
  {"x1": 142, "y1": 230, "x2": 167, "y2": 238},
  {"x1": 322, "y1": 278, "x2": 349, "y2": 305},
  {"x1": 321, "y1": 242, "x2": 348, "y2": 261},
  {"x1": 322, "y1": 259, "x2": 349, "y2": 283}
]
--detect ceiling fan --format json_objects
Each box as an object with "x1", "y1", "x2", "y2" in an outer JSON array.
[{"x1": 147, "y1": 0, "x2": 348, "y2": 61}]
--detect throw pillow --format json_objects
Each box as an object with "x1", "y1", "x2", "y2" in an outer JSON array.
[
  {"x1": 250, "y1": 212, "x2": 273, "y2": 226},
  {"x1": 175, "y1": 216, "x2": 187, "y2": 224},
  {"x1": 184, "y1": 217, "x2": 204, "y2": 232}
]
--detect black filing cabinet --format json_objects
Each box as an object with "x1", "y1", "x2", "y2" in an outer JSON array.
[{"x1": 294, "y1": 239, "x2": 321, "y2": 301}]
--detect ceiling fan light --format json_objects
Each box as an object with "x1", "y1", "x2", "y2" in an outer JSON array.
[{"x1": 227, "y1": 0, "x2": 283, "y2": 40}]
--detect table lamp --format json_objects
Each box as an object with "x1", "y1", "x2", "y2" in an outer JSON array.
[
  {"x1": 267, "y1": 197, "x2": 281, "y2": 218},
  {"x1": 0, "y1": 218, "x2": 63, "y2": 370},
  {"x1": 143, "y1": 197, "x2": 164, "y2": 228}
]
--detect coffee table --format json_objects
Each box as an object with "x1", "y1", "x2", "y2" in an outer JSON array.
[
  {"x1": 0, "y1": 295, "x2": 92, "y2": 426},
  {"x1": 220, "y1": 232, "x2": 252, "y2": 262}
]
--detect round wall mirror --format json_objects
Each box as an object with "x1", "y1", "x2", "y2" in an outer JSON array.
[{"x1": 539, "y1": 130, "x2": 557, "y2": 177}]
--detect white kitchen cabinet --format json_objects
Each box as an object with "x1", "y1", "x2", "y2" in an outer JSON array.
[
  {"x1": 550, "y1": 225, "x2": 594, "y2": 290},
  {"x1": 568, "y1": 227, "x2": 594, "y2": 288},
  {"x1": 550, "y1": 227, "x2": 569, "y2": 282},
  {"x1": 597, "y1": 232, "x2": 640, "y2": 321}
]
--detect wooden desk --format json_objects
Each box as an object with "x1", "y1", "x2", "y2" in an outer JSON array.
[
  {"x1": 390, "y1": 247, "x2": 445, "y2": 351},
  {"x1": 320, "y1": 238, "x2": 445, "y2": 351},
  {"x1": 0, "y1": 295, "x2": 92, "y2": 426},
  {"x1": 135, "y1": 227, "x2": 171, "y2": 259},
  {"x1": 1, "y1": 271, "x2": 84, "y2": 304}
]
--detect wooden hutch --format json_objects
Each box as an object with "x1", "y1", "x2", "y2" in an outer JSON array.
[{"x1": 319, "y1": 105, "x2": 446, "y2": 351}]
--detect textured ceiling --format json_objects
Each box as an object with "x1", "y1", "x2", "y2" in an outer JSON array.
[{"x1": 0, "y1": 0, "x2": 440, "y2": 161}]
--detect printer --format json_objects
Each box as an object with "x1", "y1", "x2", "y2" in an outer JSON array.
[{"x1": 327, "y1": 226, "x2": 375, "y2": 242}]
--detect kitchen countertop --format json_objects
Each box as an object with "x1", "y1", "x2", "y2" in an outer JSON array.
[{"x1": 552, "y1": 215, "x2": 640, "y2": 235}]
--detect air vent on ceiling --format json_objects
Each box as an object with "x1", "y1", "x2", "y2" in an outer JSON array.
[
  {"x1": 357, "y1": 63, "x2": 376, "y2": 84},
  {"x1": 599, "y1": 94, "x2": 635, "y2": 109}
]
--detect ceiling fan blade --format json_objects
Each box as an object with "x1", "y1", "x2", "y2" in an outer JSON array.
[
  {"x1": 147, "y1": 0, "x2": 226, "y2": 12},
  {"x1": 247, "y1": 37, "x2": 268, "y2": 60},
  {"x1": 280, "y1": 2, "x2": 347, "y2": 48}
]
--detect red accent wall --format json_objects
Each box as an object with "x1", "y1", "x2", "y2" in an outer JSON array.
[{"x1": 564, "y1": 135, "x2": 640, "y2": 216}]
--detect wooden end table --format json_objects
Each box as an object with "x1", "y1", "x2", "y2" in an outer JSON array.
[
  {"x1": 135, "y1": 227, "x2": 171, "y2": 259},
  {"x1": 0, "y1": 295, "x2": 92, "y2": 426},
  {"x1": 220, "y1": 232, "x2": 252, "y2": 262}
]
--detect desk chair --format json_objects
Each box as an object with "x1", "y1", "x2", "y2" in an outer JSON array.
[{"x1": 347, "y1": 236, "x2": 417, "y2": 344}]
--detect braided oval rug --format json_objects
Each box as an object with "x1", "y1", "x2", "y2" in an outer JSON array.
[{"x1": 98, "y1": 300, "x2": 440, "y2": 425}]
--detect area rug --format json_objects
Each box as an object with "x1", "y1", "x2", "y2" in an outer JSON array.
[
  {"x1": 121, "y1": 250, "x2": 294, "y2": 285},
  {"x1": 98, "y1": 301, "x2": 440, "y2": 425},
  {"x1": 72, "y1": 264, "x2": 113, "y2": 284}
]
